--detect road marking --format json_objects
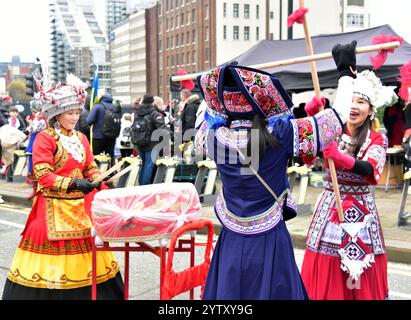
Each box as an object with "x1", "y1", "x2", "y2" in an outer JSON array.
[
  {"x1": 390, "y1": 290, "x2": 411, "y2": 300},
  {"x1": 0, "y1": 219, "x2": 24, "y2": 229},
  {"x1": 0, "y1": 205, "x2": 30, "y2": 215}
]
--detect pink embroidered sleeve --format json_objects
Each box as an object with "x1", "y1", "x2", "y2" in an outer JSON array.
[
  {"x1": 290, "y1": 108, "x2": 344, "y2": 158},
  {"x1": 361, "y1": 133, "x2": 388, "y2": 184}
]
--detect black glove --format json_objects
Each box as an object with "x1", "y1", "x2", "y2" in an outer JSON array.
[
  {"x1": 68, "y1": 178, "x2": 96, "y2": 194},
  {"x1": 332, "y1": 41, "x2": 357, "y2": 78}
]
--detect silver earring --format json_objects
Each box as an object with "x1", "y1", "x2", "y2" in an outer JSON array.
[{"x1": 54, "y1": 121, "x2": 61, "y2": 130}]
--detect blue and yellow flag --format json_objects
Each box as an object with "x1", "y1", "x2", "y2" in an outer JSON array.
[
  {"x1": 89, "y1": 65, "x2": 99, "y2": 151},
  {"x1": 90, "y1": 65, "x2": 99, "y2": 110}
]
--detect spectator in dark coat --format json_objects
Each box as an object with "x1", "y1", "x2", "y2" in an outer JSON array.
[
  {"x1": 133, "y1": 94, "x2": 167, "y2": 185},
  {"x1": 75, "y1": 96, "x2": 91, "y2": 141},
  {"x1": 181, "y1": 94, "x2": 201, "y2": 142},
  {"x1": 86, "y1": 95, "x2": 119, "y2": 165}
]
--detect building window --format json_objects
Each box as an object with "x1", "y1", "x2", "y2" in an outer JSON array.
[
  {"x1": 223, "y1": 3, "x2": 227, "y2": 17},
  {"x1": 347, "y1": 13, "x2": 364, "y2": 27},
  {"x1": 176, "y1": 54, "x2": 180, "y2": 65},
  {"x1": 256, "y1": 27, "x2": 259, "y2": 41},
  {"x1": 205, "y1": 4, "x2": 209, "y2": 19},
  {"x1": 192, "y1": 9, "x2": 195, "y2": 22},
  {"x1": 233, "y1": 3, "x2": 239, "y2": 18},
  {"x1": 223, "y1": 25, "x2": 227, "y2": 40},
  {"x1": 181, "y1": 13, "x2": 184, "y2": 25},
  {"x1": 187, "y1": 31, "x2": 190, "y2": 44},
  {"x1": 176, "y1": 34, "x2": 179, "y2": 46},
  {"x1": 256, "y1": 5, "x2": 260, "y2": 19},
  {"x1": 159, "y1": 39, "x2": 162, "y2": 51},
  {"x1": 205, "y1": 47, "x2": 210, "y2": 62},
  {"x1": 270, "y1": 11, "x2": 274, "y2": 19},
  {"x1": 192, "y1": 50, "x2": 196, "y2": 64},
  {"x1": 192, "y1": 29, "x2": 196, "y2": 43},
  {"x1": 244, "y1": 4, "x2": 250, "y2": 18},
  {"x1": 233, "y1": 26, "x2": 239, "y2": 40},
  {"x1": 181, "y1": 33, "x2": 185, "y2": 45},
  {"x1": 181, "y1": 53, "x2": 185, "y2": 65},
  {"x1": 205, "y1": 26, "x2": 209, "y2": 41},
  {"x1": 348, "y1": 0, "x2": 364, "y2": 6},
  {"x1": 244, "y1": 26, "x2": 250, "y2": 40}
]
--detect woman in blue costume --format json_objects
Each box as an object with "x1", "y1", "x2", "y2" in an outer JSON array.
[{"x1": 195, "y1": 62, "x2": 352, "y2": 300}]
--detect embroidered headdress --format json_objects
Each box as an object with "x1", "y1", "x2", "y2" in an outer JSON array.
[
  {"x1": 198, "y1": 65, "x2": 293, "y2": 126},
  {"x1": 353, "y1": 70, "x2": 383, "y2": 107},
  {"x1": 36, "y1": 74, "x2": 87, "y2": 120}
]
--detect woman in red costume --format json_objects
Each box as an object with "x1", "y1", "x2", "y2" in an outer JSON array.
[
  {"x1": 301, "y1": 42, "x2": 389, "y2": 300},
  {"x1": 2, "y1": 75, "x2": 124, "y2": 300}
]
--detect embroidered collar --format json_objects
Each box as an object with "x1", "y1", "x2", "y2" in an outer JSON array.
[{"x1": 55, "y1": 128, "x2": 84, "y2": 163}]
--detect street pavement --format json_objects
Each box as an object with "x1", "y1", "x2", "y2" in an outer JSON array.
[{"x1": 1, "y1": 179, "x2": 411, "y2": 264}]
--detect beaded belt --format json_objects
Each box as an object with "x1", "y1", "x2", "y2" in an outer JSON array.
[{"x1": 214, "y1": 191, "x2": 285, "y2": 235}]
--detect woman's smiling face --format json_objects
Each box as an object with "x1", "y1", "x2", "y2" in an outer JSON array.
[
  {"x1": 56, "y1": 109, "x2": 81, "y2": 131},
  {"x1": 348, "y1": 96, "x2": 373, "y2": 130}
]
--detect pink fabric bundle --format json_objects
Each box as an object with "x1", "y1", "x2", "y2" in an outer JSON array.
[
  {"x1": 287, "y1": 8, "x2": 309, "y2": 28},
  {"x1": 399, "y1": 60, "x2": 411, "y2": 102},
  {"x1": 91, "y1": 183, "x2": 202, "y2": 242},
  {"x1": 370, "y1": 34, "x2": 403, "y2": 70},
  {"x1": 177, "y1": 68, "x2": 195, "y2": 91}
]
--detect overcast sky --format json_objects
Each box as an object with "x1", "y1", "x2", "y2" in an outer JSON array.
[{"x1": 0, "y1": 0, "x2": 410, "y2": 64}]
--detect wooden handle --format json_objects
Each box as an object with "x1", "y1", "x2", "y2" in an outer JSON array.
[
  {"x1": 299, "y1": 0, "x2": 344, "y2": 222},
  {"x1": 328, "y1": 159, "x2": 344, "y2": 222},
  {"x1": 92, "y1": 159, "x2": 126, "y2": 184},
  {"x1": 171, "y1": 41, "x2": 401, "y2": 82},
  {"x1": 107, "y1": 160, "x2": 141, "y2": 182}
]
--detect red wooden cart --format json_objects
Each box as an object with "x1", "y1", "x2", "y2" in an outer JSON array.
[{"x1": 91, "y1": 219, "x2": 214, "y2": 300}]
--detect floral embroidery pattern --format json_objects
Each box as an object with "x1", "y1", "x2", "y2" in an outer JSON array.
[
  {"x1": 234, "y1": 68, "x2": 289, "y2": 118},
  {"x1": 315, "y1": 109, "x2": 343, "y2": 149},
  {"x1": 291, "y1": 117, "x2": 317, "y2": 157},
  {"x1": 199, "y1": 67, "x2": 225, "y2": 114},
  {"x1": 223, "y1": 91, "x2": 253, "y2": 113}
]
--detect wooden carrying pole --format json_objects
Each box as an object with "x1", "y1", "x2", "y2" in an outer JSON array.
[
  {"x1": 299, "y1": 0, "x2": 344, "y2": 222},
  {"x1": 171, "y1": 41, "x2": 400, "y2": 82}
]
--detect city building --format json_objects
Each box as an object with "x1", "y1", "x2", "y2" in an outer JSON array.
[
  {"x1": 158, "y1": 0, "x2": 215, "y2": 101},
  {"x1": 128, "y1": 0, "x2": 158, "y2": 14},
  {"x1": 0, "y1": 56, "x2": 35, "y2": 87},
  {"x1": 49, "y1": 0, "x2": 109, "y2": 88},
  {"x1": 110, "y1": 19, "x2": 130, "y2": 104},
  {"x1": 110, "y1": 4, "x2": 158, "y2": 104},
  {"x1": 156, "y1": 0, "x2": 370, "y2": 99}
]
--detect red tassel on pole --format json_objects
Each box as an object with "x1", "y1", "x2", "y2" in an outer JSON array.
[
  {"x1": 287, "y1": 8, "x2": 309, "y2": 28},
  {"x1": 177, "y1": 68, "x2": 195, "y2": 91},
  {"x1": 370, "y1": 34, "x2": 403, "y2": 70},
  {"x1": 399, "y1": 60, "x2": 411, "y2": 102}
]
